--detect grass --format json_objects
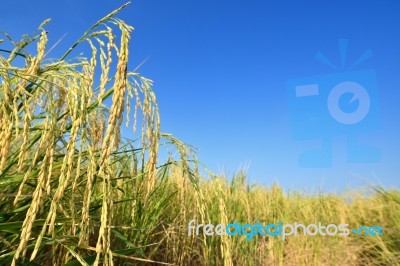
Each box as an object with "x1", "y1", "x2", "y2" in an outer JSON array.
[{"x1": 0, "y1": 3, "x2": 399, "y2": 265}]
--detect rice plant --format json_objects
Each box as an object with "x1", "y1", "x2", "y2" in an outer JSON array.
[{"x1": 0, "y1": 3, "x2": 399, "y2": 265}]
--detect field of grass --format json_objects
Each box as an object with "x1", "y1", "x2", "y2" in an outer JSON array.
[{"x1": 0, "y1": 4, "x2": 399, "y2": 265}]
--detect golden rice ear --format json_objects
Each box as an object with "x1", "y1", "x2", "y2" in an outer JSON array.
[
  {"x1": 1, "y1": 3, "x2": 159, "y2": 264},
  {"x1": 38, "y1": 18, "x2": 51, "y2": 30}
]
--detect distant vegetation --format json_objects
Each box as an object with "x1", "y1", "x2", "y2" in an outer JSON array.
[{"x1": 0, "y1": 3, "x2": 399, "y2": 265}]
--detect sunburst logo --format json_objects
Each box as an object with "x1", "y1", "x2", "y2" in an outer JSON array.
[{"x1": 287, "y1": 39, "x2": 381, "y2": 168}]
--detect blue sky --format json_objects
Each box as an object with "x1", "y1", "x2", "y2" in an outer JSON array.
[{"x1": 1, "y1": 0, "x2": 399, "y2": 191}]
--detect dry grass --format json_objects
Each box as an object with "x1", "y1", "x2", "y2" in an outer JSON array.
[{"x1": 0, "y1": 3, "x2": 399, "y2": 265}]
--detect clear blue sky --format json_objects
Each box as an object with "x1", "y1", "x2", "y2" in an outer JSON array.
[{"x1": 1, "y1": 0, "x2": 399, "y2": 191}]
